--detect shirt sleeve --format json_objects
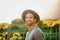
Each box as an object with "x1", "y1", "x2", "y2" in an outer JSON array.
[{"x1": 31, "y1": 30, "x2": 44, "y2": 40}]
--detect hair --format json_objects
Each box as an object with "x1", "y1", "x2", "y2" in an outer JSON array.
[{"x1": 22, "y1": 9, "x2": 40, "y2": 23}]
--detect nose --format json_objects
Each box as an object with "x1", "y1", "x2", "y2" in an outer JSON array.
[{"x1": 25, "y1": 17, "x2": 31, "y2": 21}]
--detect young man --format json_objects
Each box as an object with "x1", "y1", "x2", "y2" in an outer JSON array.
[{"x1": 22, "y1": 9, "x2": 44, "y2": 40}]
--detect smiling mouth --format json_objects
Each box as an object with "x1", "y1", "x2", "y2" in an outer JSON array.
[{"x1": 26, "y1": 22, "x2": 34, "y2": 26}]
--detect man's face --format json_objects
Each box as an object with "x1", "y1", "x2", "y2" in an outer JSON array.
[{"x1": 25, "y1": 13, "x2": 36, "y2": 26}]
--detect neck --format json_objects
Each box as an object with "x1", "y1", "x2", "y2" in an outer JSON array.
[{"x1": 28, "y1": 24, "x2": 37, "y2": 31}]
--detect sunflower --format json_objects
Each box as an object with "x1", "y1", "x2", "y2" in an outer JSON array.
[{"x1": 10, "y1": 32, "x2": 22, "y2": 40}]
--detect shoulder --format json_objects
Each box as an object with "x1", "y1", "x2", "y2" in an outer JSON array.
[
  {"x1": 32, "y1": 27, "x2": 44, "y2": 37},
  {"x1": 33, "y1": 27, "x2": 43, "y2": 34},
  {"x1": 31, "y1": 27, "x2": 44, "y2": 40}
]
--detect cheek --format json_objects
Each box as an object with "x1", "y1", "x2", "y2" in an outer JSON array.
[
  {"x1": 25, "y1": 18, "x2": 29, "y2": 22},
  {"x1": 33, "y1": 19, "x2": 37, "y2": 23},
  {"x1": 25, "y1": 19, "x2": 33, "y2": 23},
  {"x1": 25, "y1": 17, "x2": 32, "y2": 21}
]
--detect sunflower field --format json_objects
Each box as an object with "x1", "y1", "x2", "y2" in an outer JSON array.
[{"x1": 0, "y1": 19, "x2": 60, "y2": 40}]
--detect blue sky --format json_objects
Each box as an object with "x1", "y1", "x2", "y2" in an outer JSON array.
[{"x1": 0, "y1": 0, "x2": 58, "y2": 23}]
